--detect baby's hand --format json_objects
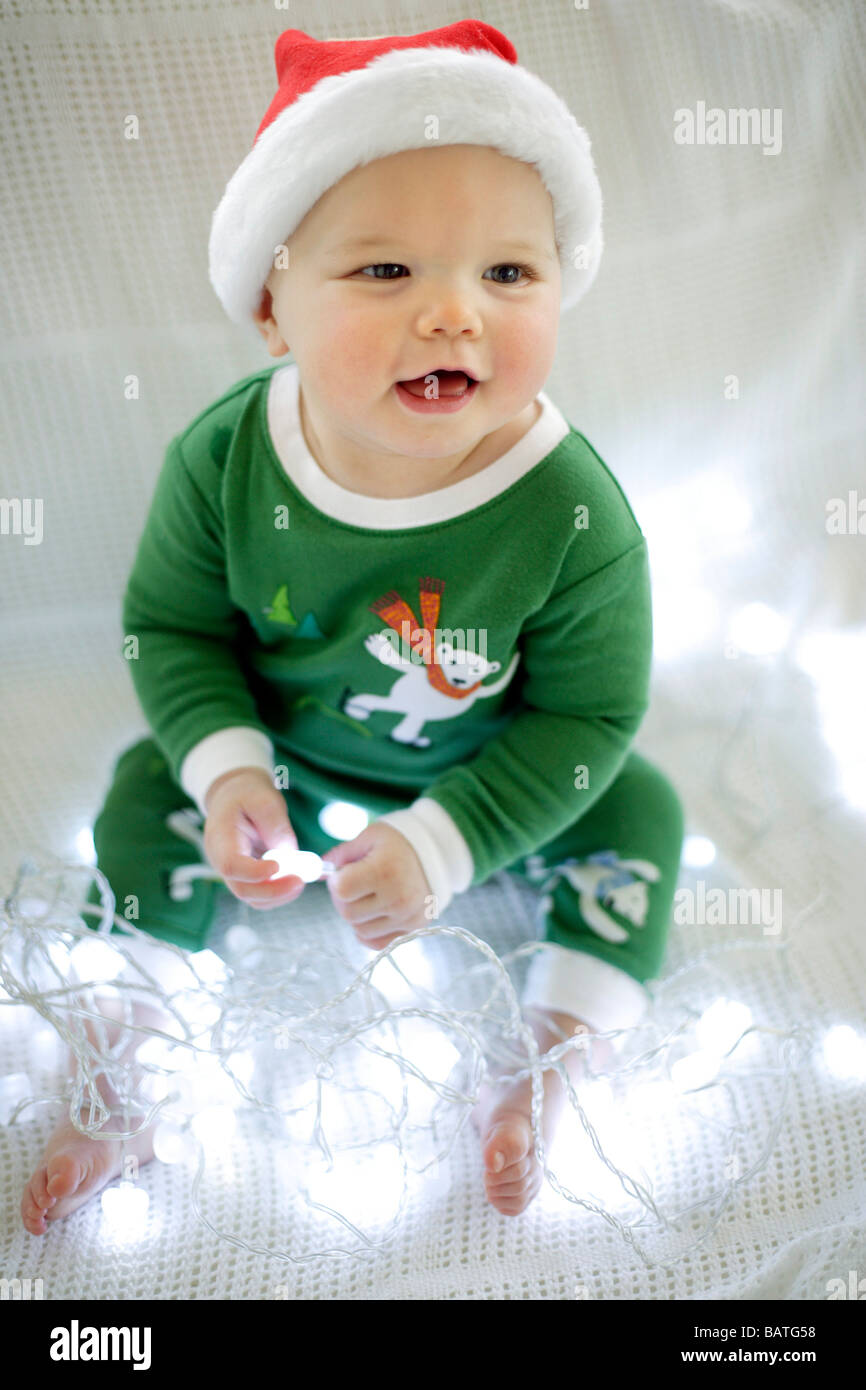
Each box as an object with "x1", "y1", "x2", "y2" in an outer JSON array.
[
  {"x1": 203, "y1": 768, "x2": 306, "y2": 910},
  {"x1": 321, "y1": 822, "x2": 432, "y2": 950}
]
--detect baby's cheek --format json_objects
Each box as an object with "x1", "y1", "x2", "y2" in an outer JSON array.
[
  {"x1": 493, "y1": 294, "x2": 559, "y2": 377},
  {"x1": 311, "y1": 309, "x2": 377, "y2": 385}
]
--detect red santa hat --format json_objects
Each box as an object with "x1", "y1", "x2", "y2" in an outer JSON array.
[{"x1": 208, "y1": 20, "x2": 603, "y2": 333}]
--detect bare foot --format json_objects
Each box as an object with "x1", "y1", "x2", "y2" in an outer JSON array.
[
  {"x1": 21, "y1": 993, "x2": 166, "y2": 1235},
  {"x1": 472, "y1": 1008, "x2": 608, "y2": 1217},
  {"x1": 21, "y1": 1111, "x2": 156, "y2": 1235}
]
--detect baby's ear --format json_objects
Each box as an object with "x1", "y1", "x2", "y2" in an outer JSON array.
[
  {"x1": 253, "y1": 286, "x2": 291, "y2": 357},
  {"x1": 252, "y1": 286, "x2": 273, "y2": 333}
]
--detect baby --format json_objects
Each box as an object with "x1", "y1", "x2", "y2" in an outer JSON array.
[{"x1": 21, "y1": 20, "x2": 684, "y2": 1235}]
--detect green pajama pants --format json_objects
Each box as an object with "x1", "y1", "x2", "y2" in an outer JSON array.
[{"x1": 84, "y1": 736, "x2": 685, "y2": 1014}]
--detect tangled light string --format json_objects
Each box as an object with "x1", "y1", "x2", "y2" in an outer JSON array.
[{"x1": 0, "y1": 852, "x2": 817, "y2": 1272}]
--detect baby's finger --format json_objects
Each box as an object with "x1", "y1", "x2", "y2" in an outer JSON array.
[
  {"x1": 225, "y1": 872, "x2": 305, "y2": 906},
  {"x1": 355, "y1": 921, "x2": 405, "y2": 949},
  {"x1": 332, "y1": 890, "x2": 383, "y2": 925},
  {"x1": 219, "y1": 849, "x2": 282, "y2": 884},
  {"x1": 329, "y1": 859, "x2": 381, "y2": 906}
]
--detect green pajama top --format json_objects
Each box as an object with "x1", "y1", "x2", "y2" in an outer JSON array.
[{"x1": 121, "y1": 361, "x2": 653, "y2": 913}]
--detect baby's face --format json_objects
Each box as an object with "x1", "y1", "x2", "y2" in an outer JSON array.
[{"x1": 256, "y1": 145, "x2": 561, "y2": 461}]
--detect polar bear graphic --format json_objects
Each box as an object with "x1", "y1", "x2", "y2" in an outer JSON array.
[
  {"x1": 343, "y1": 630, "x2": 520, "y2": 748},
  {"x1": 538, "y1": 849, "x2": 661, "y2": 943}
]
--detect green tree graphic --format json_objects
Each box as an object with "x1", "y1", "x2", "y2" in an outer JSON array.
[{"x1": 264, "y1": 584, "x2": 297, "y2": 626}]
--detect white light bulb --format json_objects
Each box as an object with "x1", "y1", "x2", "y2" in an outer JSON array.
[
  {"x1": 70, "y1": 935, "x2": 125, "y2": 982},
  {"x1": 139, "y1": 1073, "x2": 171, "y2": 1104},
  {"x1": 153, "y1": 1120, "x2": 195, "y2": 1165},
  {"x1": 682, "y1": 834, "x2": 717, "y2": 868},
  {"x1": 226, "y1": 1049, "x2": 256, "y2": 1087},
  {"x1": 671, "y1": 1052, "x2": 720, "y2": 1091},
  {"x1": 397, "y1": 1018, "x2": 461, "y2": 1078},
  {"x1": 372, "y1": 938, "x2": 436, "y2": 1006},
  {"x1": 189, "y1": 948, "x2": 228, "y2": 987},
  {"x1": 262, "y1": 841, "x2": 332, "y2": 883},
  {"x1": 17, "y1": 896, "x2": 50, "y2": 920},
  {"x1": 318, "y1": 800, "x2": 369, "y2": 840},
  {"x1": 191, "y1": 1104, "x2": 237, "y2": 1148},
  {"x1": 695, "y1": 999, "x2": 753, "y2": 1056},
  {"x1": 75, "y1": 827, "x2": 97, "y2": 865},
  {"x1": 173, "y1": 988, "x2": 221, "y2": 1033},
  {"x1": 47, "y1": 941, "x2": 72, "y2": 975},
  {"x1": 166, "y1": 1071, "x2": 200, "y2": 1116},
  {"x1": 101, "y1": 1180, "x2": 149, "y2": 1227},
  {"x1": 135, "y1": 1036, "x2": 181, "y2": 1072},
  {"x1": 823, "y1": 1024, "x2": 866, "y2": 1081},
  {"x1": 305, "y1": 1144, "x2": 407, "y2": 1228},
  {"x1": 224, "y1": 924, "x2": 260, "y2": 957},
  {"x1": 184, "y1": 1052, "x2": 249, "y2": 1108},
  {"x1": 539, "y1": 1078, "x2": 638, "y2": 1215}
]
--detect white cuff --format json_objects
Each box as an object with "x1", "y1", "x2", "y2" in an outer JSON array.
[
  {"x1": 522, "y1": 943, "x2": 650, "y2": 1033},
  {"x1": 180, "y1": 726, "x2": 275, "y2": 817},
  {"x1": 377, "y1": 796, "x2": 474, "y2": 914}
]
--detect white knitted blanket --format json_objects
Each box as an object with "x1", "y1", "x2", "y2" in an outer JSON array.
[{"x1": 1, "y1": 0, "x2": 864, "y2": 1299}]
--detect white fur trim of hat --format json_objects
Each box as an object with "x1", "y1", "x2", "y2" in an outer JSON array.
[{"x1": 208, "y1": 21, "x2": 603, "y2": 334}]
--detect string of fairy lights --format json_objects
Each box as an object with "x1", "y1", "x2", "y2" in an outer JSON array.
[{"x1": 2, "y1": 843, "x2": 856, "y2": 1274}]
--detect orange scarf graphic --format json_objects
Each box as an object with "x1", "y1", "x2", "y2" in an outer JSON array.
[{"x1": 369, "y1": 577, "x2": 482, "y2": 700}]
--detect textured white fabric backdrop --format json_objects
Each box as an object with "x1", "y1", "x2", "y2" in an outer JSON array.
[{"x1": 1, "y1": 0, "x2": 864, "y2": 1300}]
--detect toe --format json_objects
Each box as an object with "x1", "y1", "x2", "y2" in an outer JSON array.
[
  {"x1": 486, "y1": 1153, "x2": 533, "y2": 1184},
  {"x1": 21, "y1": 1190, "x2": 47, "y2": 1235},
  {"x1": 496, "y1": 1202, "x2": 527, "y2": 1218},
  {"x1": 45, "y1": 1151, "x2": 87, "y2": 1202},
  {"x1": 30, "y1": 1167, "x2": 57, "y2": 1211},
  {"x1": 483, "y1": 1116, "x2": 532, "y2": 1176},
  {"x1": 485, "y1": 1161, "x2": 543, "y2": 1198},
  {"x1": 484, "y1": 1176, "x2": 530, "y2": 1198},
  {"x1": 490, "y1": 1187, "x2": 536, "y2": 1216}
]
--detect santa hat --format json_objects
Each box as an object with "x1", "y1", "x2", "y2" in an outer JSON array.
[{"x1": 208, "y1": 20, "x2": 603, "y2": 333}]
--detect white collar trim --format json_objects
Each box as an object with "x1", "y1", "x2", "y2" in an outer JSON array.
[{"x1": 265, "y1": 361, "x2": 570, "y2": 530}]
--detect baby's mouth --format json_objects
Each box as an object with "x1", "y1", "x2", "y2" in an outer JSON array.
[{"x1": 396, "y1": 370, "x2": 476, "y2": 398}]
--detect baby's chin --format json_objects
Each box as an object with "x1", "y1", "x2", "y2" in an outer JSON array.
[{"x1": 372, "y1": 431, "x2": 487, "y2": 464}]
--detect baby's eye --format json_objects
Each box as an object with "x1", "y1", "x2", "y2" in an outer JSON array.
[
  {"x1": 484, "y1": 263, "x2": 535, "y2": 284},
  {"x1": 355, "y1": 262, "x2": 536, "y2": 283},
  {"x1": 358, "y1": 263, "x2": 408, "y2": 279}
]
